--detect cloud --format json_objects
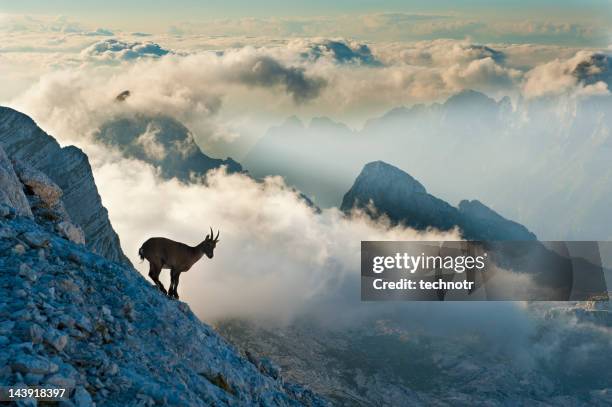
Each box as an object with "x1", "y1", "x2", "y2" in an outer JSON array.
[
  {"x1": 523, "y1": 51, "x2": 612, "y2": 98},
  {"x1": 135, "y1": 123, "x2": 166, "y2": 160},
  {"x1": 10, "y1": 37, "x2": 607, "y2": 163},
  {"x1": 442, "y1": 56, "x2": 521, "y2": 91},
  {"x1": 232, "y1": 55, "x2": 327, "y2": 103},
  {"x1": 81, "y1": 39, "x2": 171, "y2": 62},
  {"x1": 10, "y1": 45, "x2": 331, "y2": 154}
]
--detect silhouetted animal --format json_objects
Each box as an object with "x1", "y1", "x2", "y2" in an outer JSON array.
[{"x1": 139, "y1": 228, "x2": 219, "y2": 299}]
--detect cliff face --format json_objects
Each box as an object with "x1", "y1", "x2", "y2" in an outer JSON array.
[
  {"x1": 0, "y1": 119, "x2": 327, "y2": 406},
  {"x1": 0, "y1": 107, "x2": 129, "y2": 265}
]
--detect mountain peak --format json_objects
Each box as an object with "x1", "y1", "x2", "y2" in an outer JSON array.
[
  {"x1": 94, "y1": 114, "x2": 242, "y2": 182},
  {"x1": 355, "y1": 161, "x2": 427, "y2": 194},
  {"x1": 444, "y1": 89, "x2": 496, "y2": 107},
  {"x1": 342, "y1": 161, "x2": 536, "y2": 240}
]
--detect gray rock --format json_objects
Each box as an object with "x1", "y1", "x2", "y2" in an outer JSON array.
[
  {"x1": 0, "y1": 225, "x2": 17, "y2": 238},
  {"x1": 74, "y1": 315, "x2": 93, "y2": 333},
  {"x1": 23, "y1": 372, "x2": 43, "y2": 385},
  {"x1": 12, "y1": 244, "x2": 26, "y2": 255},
  {"x1": 19, "y1": 263, "x2": 38, "y2": 282},
  {"x1": 15, "y1": 398, "x2": 37, "y2": 407},
  {"x1": 12, "y1": 354, "x2": 59, "y2": 375},
  {"x1": 72, "y1": 386, "x2": 94, "y2": 407},
  {"x1": 45, "y1": 330, "x2": 69, "y2": 352},
  {"x1": 0, "y1": 202, "x2": 16, "y2": 218},
  {"x1": 56, "y1": 221, "x2": 85, "y2": 245},
  {"x1": 0, "y1": 320, "x2": 15, "y2": 335},
  {"x1": 45, "y1": 373, "x2": 76, "y2": 389},
  {"x1": 13, "y1": 159, "x2": 63, "y2": 207},
  {"x1": 20, "y1": 231, "x2": 49, "y2": 248},
  {"x1": 15, "y1": 289, "x2": 28, "y2": 298},
  {"x1": 0, "y1": 146, "x2": 32, "y2": 218},
  {"x1": 29, "y1": 324, "x2": 43, "y2": 344},
  {"x1": 0, "y1": 107, "x2": 129, "y2": 264}
]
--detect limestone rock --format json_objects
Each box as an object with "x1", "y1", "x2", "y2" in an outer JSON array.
[
  {"x1": 12, "y1": 159, "x2": 63, "y2": 207},
  {"x1": 56, "y1": 221, "x2": 86, "y2": 245},
  {"x1": 0, "y1": 146, "x2": 32, "y2": 218},
  {"x1": 11, "y1": 355, "x2": 59, "y2": 375},
  {"x1": 0, "y1": 107, "x2": 129, "y2": 264}
]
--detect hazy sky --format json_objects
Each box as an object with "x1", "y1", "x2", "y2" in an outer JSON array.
[
  {"x1": 3, "y1": 0, "x2": 609, "y2": 17},
  {"x1": 2, "y1": 0, "x2": 610, "y2": 44}
]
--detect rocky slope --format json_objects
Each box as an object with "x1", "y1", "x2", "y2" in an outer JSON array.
[
  {"x1": 94, "y1": 114, "x2": 242, "y2": 182},
  {"x1": 0, "y1": 142, "x2": 327, "y2": 406},
  {"x1": 341, "y1": 161, "x2": 536, "y2": 241},
  {"x1": 0, "y1": 107, "x2": 129, "y2": 265},
  {"x1": 218, "y1": 304, "x2": 612, "y2": 407}
]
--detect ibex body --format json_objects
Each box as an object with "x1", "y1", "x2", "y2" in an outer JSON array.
[{"x1": 139, "y1": 228, "x2": 219, "y2": 299}]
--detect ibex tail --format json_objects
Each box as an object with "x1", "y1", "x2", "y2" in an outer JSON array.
[{"x1": 138, "y1": 246, "x2": 145, "y2": 262}]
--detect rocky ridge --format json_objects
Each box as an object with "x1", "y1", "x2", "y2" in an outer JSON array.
[{"x1": 0, "y1": 107, "x2": 129, "y2": 264}]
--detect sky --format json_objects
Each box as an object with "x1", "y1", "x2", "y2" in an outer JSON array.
[
  {"x1": 1, "y1": 0, "x2": 610, "y2": 44},
  {"x1": 3, "y1": 0, "x2": 610, "y2": 18}
]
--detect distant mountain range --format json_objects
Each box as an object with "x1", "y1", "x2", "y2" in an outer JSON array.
[{"x1": 244, "y1": 90, "x2": 612, "y2": 241}]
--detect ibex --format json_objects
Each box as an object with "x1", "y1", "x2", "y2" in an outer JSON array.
[{"x1": 138, "y1": 228, "x2": 220, "y2": 299}]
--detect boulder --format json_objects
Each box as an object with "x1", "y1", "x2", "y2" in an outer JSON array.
[
  {"x1": 11, "y1": 355, "x2": 59, "y2": 375},
  {"x1": 13, "y1": 159, "x2": 63, "y2": 207},
  {"x1": 56, "y1": 221, "x2": 86, "y2": 245}
]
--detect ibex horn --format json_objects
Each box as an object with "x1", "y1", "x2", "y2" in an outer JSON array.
[
  {"x1": 215, "y1": 230, "x2": 220, "y2": 241},
  {"x1": 209, "y1": 226, "x2": 214, "y2": 240}
]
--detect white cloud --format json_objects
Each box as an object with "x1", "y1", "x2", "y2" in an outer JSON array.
[
  {"x1": 81, "y1": 39, "x2": 171, "y2": 62},
  {"x1": 523, "y1": 51, "x2": 611, "y2": 98},
  {"x1": 7, "y1": 36, "x2": 610, "y2": 161},
  {"x1": 135, "y1": 123, "x2": 166, "y2": 160}
]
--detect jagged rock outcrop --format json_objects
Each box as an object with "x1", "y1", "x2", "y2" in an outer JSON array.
[
  {"x1": 0, "y1": 107, "x2": 129, "y2": 264},
  {"x1": 94, "y1": 115, "x2": 242, "y2": 182},
  {"x1": 341, "y1": 161, "x2": 536, "y2": 240}
]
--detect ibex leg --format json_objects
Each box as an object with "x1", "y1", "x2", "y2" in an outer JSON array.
[
  {"x1": 148, "y1": 263, "x2": 167, "y2": 295},
  {"x1": 170, "y1": 269, "x2": 181, "y2": 299}
]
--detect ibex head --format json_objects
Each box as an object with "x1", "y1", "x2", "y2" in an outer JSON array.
[{"x1": 201, "y1": 227, "x2": 220, "y2": 258}]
